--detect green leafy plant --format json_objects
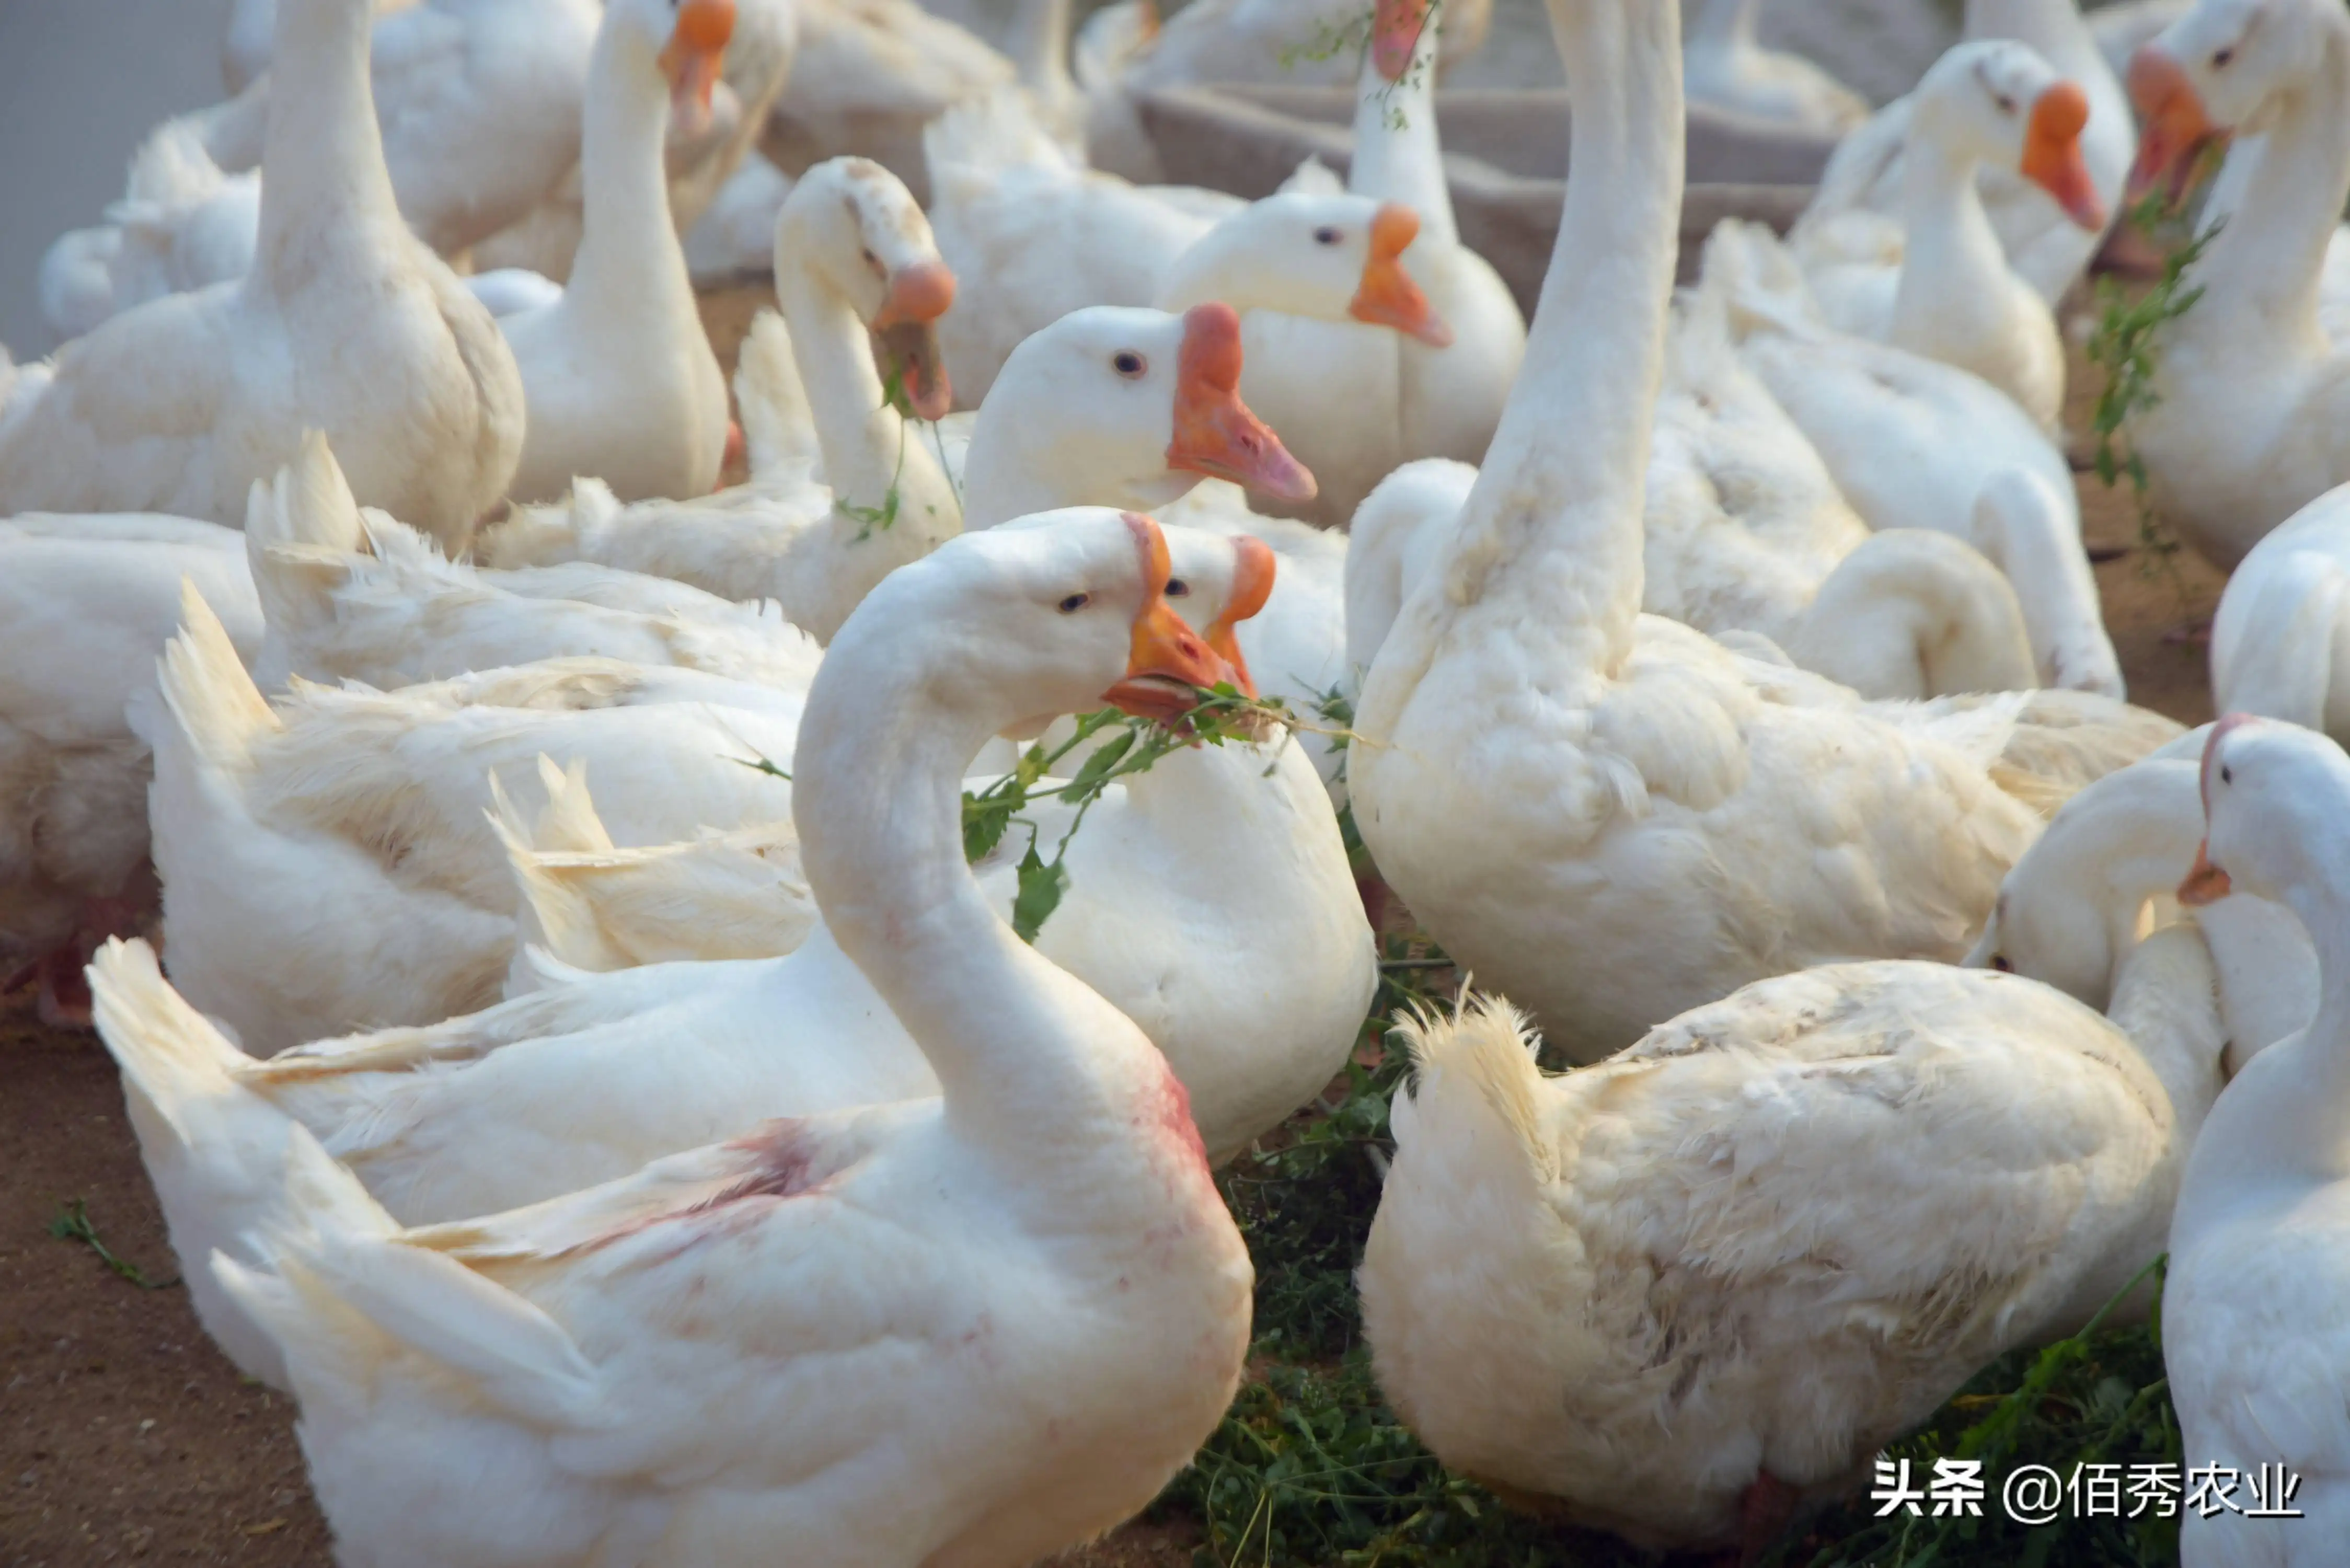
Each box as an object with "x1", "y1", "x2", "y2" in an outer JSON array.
[
  {"x1": 746, "y1": 685, "x2": 1310, "y2": 943},
  {"x1": 47, "y1": 1198, "x2": 179, "y2": 1290},
  {"x1": 2086, "y1": 195, "x2": 2221, "y2": 582}
]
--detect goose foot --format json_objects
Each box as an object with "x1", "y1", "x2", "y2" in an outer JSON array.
[{"x1": 2160, "y1": 617, "x2": 2213, "y2": 647}]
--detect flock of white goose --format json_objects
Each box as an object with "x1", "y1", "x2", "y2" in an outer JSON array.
[{"x1": 5, "y1": 0, "x2": 2350, "y2": 1561}]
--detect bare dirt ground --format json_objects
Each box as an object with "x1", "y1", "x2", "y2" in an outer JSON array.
[{"x1": 0, "y1": 311, "x2": 2224, "y2": 1567}]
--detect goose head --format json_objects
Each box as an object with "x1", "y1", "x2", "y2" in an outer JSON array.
[
  {"x1": 1154, "y1": 193, "x2": 1452, "y2": 346},
  {"x1": 1965, "y1": 756, "x2": 2204, "y2": 1007},
  {"x1": 818, "y1": 509, "x2": 1241, "y2": 748},
  {"x1": 2129, "y1": 0, "x2": 2328, "y2": 197},
  {"x1": 612, "y1": 0, "x2": 737, "y2": 141},
  {"x1": 965, "y1": 304, "x2": 1317, "y2": 523},
  {"x1": 773, "y1": 157, "x2": 958, "y2": 420},
  {"x1": 1914, "y1": 40, "x2": 2105, "y2": 230},
  {"x1": 2181, "y1": 713, "x2": 2350, "y2": 915}
]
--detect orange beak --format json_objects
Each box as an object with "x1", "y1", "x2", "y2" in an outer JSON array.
[
  {"x1": 1203, "y1": 535, "x2": 1277, "y2": 698},
  {"x1": 659, "y1": 0, "x2": 736, "y2": 140},
  {"x1": 1106, "y1": 514, "x2": 1242, "y2": 719},
  {"x1": 1373, "y1": 0, "x2": 1432, "y2": 83},
  {"x1": 1166, "y1": 303, "x2": 1317, "y2": 503},
  {"x1": 2127, "y1": 45, "x2": 2221, "y2": 204},
  {"x1": 2021, "y1": 81, "x2": 2106, "y2": 232},
  {"x1": 1350, "y1": 204, "x2": 1453, "y2": 347},
  {"x1": 873, "y1": 262, "x2": 957, "y2": 420},
  {"x1": 2178, "y1": 840, "x2": 2232, "y2": 906}
]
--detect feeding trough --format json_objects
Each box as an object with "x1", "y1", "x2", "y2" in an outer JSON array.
[{"x1": 1133, "y1": 84, "x2": 1840, "y2": 310}]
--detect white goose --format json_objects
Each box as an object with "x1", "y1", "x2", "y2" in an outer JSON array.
[
  {"x1": 1966, "y1": 740, "x2": 2317, "y2": 1071},
  {"x1": 2164, "y1": 718, "x2": 2350, "y2": 1565},
  {"x1": 111, "y1": 513, "x2": 1256, "y2": 1567},
  {"x1": 1682, "y1": 0, "x2": 1869, "y2": 134},
  {"x1": 468, "y1": 0, "x2": 800, "y2": 282},
  {"x1": 139, "y1": 586, "x2": 805, "y2": 1056},
  {"x1": 2123, "y1": 0, "x2": 2350, "y2": 568},
  {"x1": 1801, "y1": 0, "x2": 2135, "y2": 306},
  {"x1": 0, "y1": 0, "x2": 524, "y2": 547},
  {"x1": 1794, "y1": 39, "x2": 2106, "y2": 432},
  {"x1": 1716, "y1": 221, "x2": 2126, "y2": 696},
  {"x1": 1227, "y1": 0, "x2": 1528, "y2": 529},
  {"x1": 2211, "y1": 481, "x2": 2350, "y2": 741},
  {"x1": 0, "y1": 518, "x2": 263, "y2": 1027},
  {"x1": 1361, "y1": 924, "x2": 2223, "y2": 1557},
  {"x1": 93, "y1": 521, "x2": 1358, "y2": 1398},
  {"x1": 479, "y1": 156, "x2": 962, "y2": 643},
  {"x1": 1343, "y1": 0, "x2": 2162, "y2": 1065},
  {"x1": 495, "y1": 0, "x2": 738, "y2": 505}
]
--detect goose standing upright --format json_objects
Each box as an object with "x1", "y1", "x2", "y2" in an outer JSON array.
[
  {"x1": 169, "y1": 514, "x2": 1255, "y2": 1567},
  {"x1": 1345, "y1": 0, "x2": 2130, "y2": 1064},
  {"x1": 2124, "y1": 0, "x2": 2350, "y2": 568},
  {"x1": 0, "y1": 0, "x2": 525, "y2": 546},
  {"x1": 497, "y1": 0, "x2": 738, "y2": 504},
  {"x1": 1795, "y1": 39, "x2": 2106, "y2": 432},
  {"x1": 2166, "y1": 717, "x2": 2350, "y2": 1565},
  {"x1": 1228, "y1": 0, "x2": 1527, "y2": 528},
  {"x1": 1801, "y1": 0, "x2": 2134, "y2": 305}
]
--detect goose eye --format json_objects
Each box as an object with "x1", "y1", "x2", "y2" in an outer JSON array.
[
  {"x1": 1165, "y1": 578, "x2": 1191, "y2": 598},
  {"x1": 2220, "y1": 765, "x2": 2233, "y2": 785},
  {"x1": 1313, "y1": 226, "x2": 1342, "y2": 245},
  {"x1": 2214, "y1": 46, "x2": 2234, "y2": 67},
  {"x1": 1057, "y1": 593, "x2": 1091, "y2": 614},
  {"x1": 1994, "y1": 93, "x2": 2017, "y2": 114},
  {"x1": 860, "y1": 247, "x2": 882, "y2": 275},
  {"x1": 1112, "y1": 351, "x2": 1146, "y2": 378},
  {"x1": 1990, "y1": 955, "x2": 2013, "y2": 973}
]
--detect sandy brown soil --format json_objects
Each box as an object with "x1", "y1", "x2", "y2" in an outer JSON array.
[{"x1": 0, "y1": 308, "x2": 2227, "y2": 1566}]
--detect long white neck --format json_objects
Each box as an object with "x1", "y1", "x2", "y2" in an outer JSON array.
[
  {"x1": 1419, "y1": 0, "x2": 1679, "y2": 667},
  {"x1": 255, "y1": 0, "x2": 408, "y2": 293},
  {"x1": 1353, "y1": 4, "x2": 1456, "y2": 248},
  {"x1": 1972, "y1": 472, "x2": 2112, "y2": 693},
  {"x1": 770, "y1": 246, "x2": 958, "y2": 540},
  {"x1": 2104, "y1": 922, "x2": 2226, "y2": 1148},
  {"x1": 2181, "y1": 835, "x2": 2350, "y2": 1214},
  {"x1": 792, "y1": 622, "x2": 1175, "y2": 1167},
  {"x1": 1891, "y1": 132, "x2": 2014, "y2": 349},
  {"x1": 562, "y1": 18, "x2": 697, "y2": 331},
  {"x1": 2182, "y1": 22, "x2": 2350, "y2": 355}
]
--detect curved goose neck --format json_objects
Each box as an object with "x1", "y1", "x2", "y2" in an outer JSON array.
[
  {"x1": 1353, "y1": 2, "x2": 1457, "y2": 248},
  {"x1": 1433, "y1": 0, "x2": 1680, "y2": 664},
  {"x1": 562, "y1": 15, "x2": 697, "y2": 335},
  {"x1": 771, "y1": 226, "x2": 958, "y2": 539},
  {"x1": 2182, "y1": 812, "x2": 2350, "y2": 1206},
  {"x1": 2185, "y1": 21, "x2": 2350, "y2": 352},
  {"x1": 792, "y1": 614, "x2": 1171, "y2": 1166},
  {"x1": 2103, "y1": 924, "x2": 2223, "y2": 1144},
  {"x1": 255, "y1": 0, "x2": 408, "y2": 291}
]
